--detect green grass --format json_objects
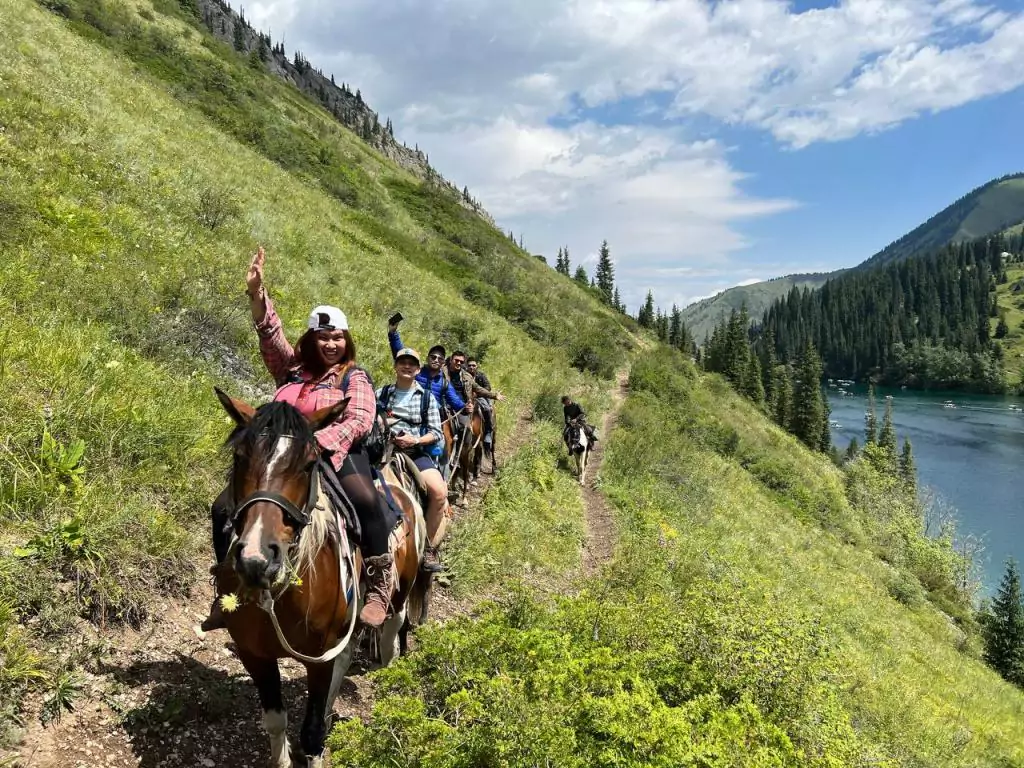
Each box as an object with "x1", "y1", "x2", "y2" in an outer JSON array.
[
  {"x1": 445, "y1": 421, "x2": 589, "y2": 596},
  {"x1": 0, "y1": 0, "x2": 636, "y2": 733},
  {"x1": 603, "y1": 355, "x2": 1024, "y2": 765},
  {"x1": 994, "y1": 260, "x2": 1024, "y2": 389},
  {"x1": 340, "y1": 353, "x2": 1024, "y2": 766}
]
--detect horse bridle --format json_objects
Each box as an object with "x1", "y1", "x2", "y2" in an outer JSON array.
[{"x1": 231, "y1": 432, "x2": 319, "y2": 531}]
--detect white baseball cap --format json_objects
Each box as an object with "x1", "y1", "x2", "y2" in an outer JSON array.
[{"x1": 307, "y1": 305, "x2": 348, "y2": 332}]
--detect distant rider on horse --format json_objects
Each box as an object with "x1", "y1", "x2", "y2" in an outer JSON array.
[
  {"x1": 561, "y1": 395, "x2": 598, "y2": 444},
  {"x1": 377, "y1": 348, "x2": 450, "y2": 572},
  {"x1": 201, "y1": 247, "x2": 398, "y2": 633}
]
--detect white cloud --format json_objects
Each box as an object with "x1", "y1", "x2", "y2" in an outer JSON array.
[{"x1": 245, "y1": 0, "x2": 1024, "y2": 309}]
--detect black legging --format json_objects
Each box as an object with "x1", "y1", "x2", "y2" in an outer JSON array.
[
  {"x1": 210, "y1": 446, "x2": 391, "y2": 562},
  {"x1": 335, "y1": 447, "x2": 391, "y2": 556}
]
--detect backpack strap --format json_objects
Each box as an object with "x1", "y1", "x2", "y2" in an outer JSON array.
[
  {"x1": 419, "y1": 388, "x2": 431, "y2": 436},
  {"x1": 380, "y1": 384, "x2": 394, "y2": 412},
  {"x1": 339, "y1": 363, "x2": 374, "y2": 394}
]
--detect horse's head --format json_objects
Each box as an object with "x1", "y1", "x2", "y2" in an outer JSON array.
[{"x1": 214, "y1": 388, "x2": 348, "y2": 590}]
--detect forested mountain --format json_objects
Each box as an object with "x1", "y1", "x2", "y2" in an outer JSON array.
[
  {"x1": 682, "y1": 173, "x2": 1024, "y2": 340},
  {"x1": 755, "y1": 232, "x2": 1024, "y2": 391},
  {"x1": 681, "y1": 272, "x2": 834, "y2": 343}
]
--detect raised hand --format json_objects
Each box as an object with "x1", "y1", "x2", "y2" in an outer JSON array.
[{"x1": 246, "y1": 246, "x2": 265, "y2": 297}]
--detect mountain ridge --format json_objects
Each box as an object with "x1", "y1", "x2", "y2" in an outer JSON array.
[{"x1": 681, "y1": 173, "x2": 1024, "y2": 341}]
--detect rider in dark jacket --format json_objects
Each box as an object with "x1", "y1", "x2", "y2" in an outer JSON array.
[
  {"x1": 467, "y1": 358, "x2": 504, "y2": 445},
  {"x1": 561, "y1": 395, "x2": 597, "y2": 442}
]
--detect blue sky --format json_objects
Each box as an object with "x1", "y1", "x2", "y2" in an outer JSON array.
[{"x1": 249, "y1": 0, "x2": 1024, "y2": 311}]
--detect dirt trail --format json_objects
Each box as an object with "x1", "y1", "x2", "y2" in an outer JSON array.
[
  {"x1": 580, "y1": 368, "x2": 629, "y2": 575},
  {"x1": 10, "y1": 367, "x2": 632, "y2": 768},
  {"x1": 11, "y1": 409, "x2": 535, "y2": 768}
]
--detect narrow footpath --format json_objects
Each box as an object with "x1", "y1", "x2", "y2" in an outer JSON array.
[{"x1": 580, "y1": 368, "x2": 629, "y2": 576}]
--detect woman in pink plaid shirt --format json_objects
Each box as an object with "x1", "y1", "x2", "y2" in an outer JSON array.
[{"x1": 201, "y1": 247, "x2": 397, "y2": 632}]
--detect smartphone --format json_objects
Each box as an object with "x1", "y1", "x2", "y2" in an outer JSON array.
[{"x1": 388, "y1": 312, "x2": 404, "y2": 326}]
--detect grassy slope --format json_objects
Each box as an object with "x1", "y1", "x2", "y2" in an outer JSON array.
[
  {"x1": 858, "y1": 174, "x2": 1024, "y2": 271},
  {"x1": 681, "y1": 273, "x2": 833, "y2": 343},
  {"x1": 955, "y1": 178, "x2": 1024, "y2": 242},
  {"x1": 335, "y1": 353, "x2": 1024, "y2": 766},
  {"x1": 995, "y1": 260, "x2": 1024, "y2": 387},
  {"x1": 0, "y1": 0, "x2": 630, "y2": 735},
  {"x1": 606, "y1": 357, "x2": 1024, "y2": 765}
]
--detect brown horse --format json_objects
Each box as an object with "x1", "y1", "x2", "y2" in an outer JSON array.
[
  {"x1": 453, "y1": 402, "x2": 486, "y2": 504},
  {"x1": 211, "y1": 389, "x2": 427, "y2": 767}
]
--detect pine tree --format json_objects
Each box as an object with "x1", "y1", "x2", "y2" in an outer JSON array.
[
  {"x1": 984, "y1": 560, "x2": 1024, "y2": 686},
  {"x1": 741, "y1": 353, "x2": 765, "y2": 405},
  {"x1": 613, "y1": 286, "x2": 623, "y2": 313},
  {"x1": 638, "y1": 291, "x2": 655, "y2": 329},
  {"x1": 792, "y1": 342, "x2": 826, "y2": 451},
  {"x1": 595, "y1": 240, "x2": 615, "y2": 305},
  {"x1": 669, "y1": 305, "x2": 682, "y2": 346},
  {"x1": 899, "y1": 438, "x2": 917, "y2": 496},
  {"x1": 573, "y1": 265, "x2": 589, "y2": 287},
  {"x1": 656, "y1": 309, "x2": 670, "y2": 342},
  {"x1": 233, "y1": 19, "x2": 245, "y2": 51},
  {"x1": 878, "y1": 398, "x2": 897, "y2": 456},
  {"x1": 996, "y1": 316, "x2": 1009, "y2": 339},
  {"x1": 820, "y1": 394, "x2": 832, "y2": 452},
  {"x1": 769, "y1": 363, "x2": 793, "y2": 430},
  {"x1": 864, "y1": 385, "x2": 878, "y2": 444},
  {"x1": 845, "y1": 437, "x2": 860, "y2": 463}
]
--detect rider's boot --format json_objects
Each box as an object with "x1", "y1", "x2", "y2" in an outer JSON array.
[
  {"x1": 199, "y1": 563, "x2": 226, "y2": 633},
  {"x1": 422, "y1": 545, "x2": 444, "y2": 573},
  {"x1": 359, "y1": 553, "x2": 396, "y2": 628}
]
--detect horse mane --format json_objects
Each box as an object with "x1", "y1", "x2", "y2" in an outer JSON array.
[{"x1": 226, "y1": 401, "x2": 316, "y2": 478}]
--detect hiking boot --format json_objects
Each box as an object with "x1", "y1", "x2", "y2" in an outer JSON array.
[
  {"x1": 199, "y1": 563, "x2": 226, "y2": 633},
  {"x1": 199, "y1": 597, "x2": 226, "y2": 633},
  {"x1": 359, "y1": 553, "x2": 396, "y2": 629},
  {"x1": 422, "y1": 546, "x2": 444, "y2": 574}
]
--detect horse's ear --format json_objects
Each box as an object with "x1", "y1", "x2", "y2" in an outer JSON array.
[
  {"x1": 309, "y1": 397, "x2": 350, "y2": 431},
  {"x1": 215, "y1": 387, "x2": 256, "y2": 426}
]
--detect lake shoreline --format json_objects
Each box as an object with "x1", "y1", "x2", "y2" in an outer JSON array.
[{"x1": 827, "y1": 386, "x2": 1023, "y2": 595}]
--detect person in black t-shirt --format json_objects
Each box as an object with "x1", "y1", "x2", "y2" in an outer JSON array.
[{"x1": 561, "y1": 395, "x2": 597, "y2": 443}]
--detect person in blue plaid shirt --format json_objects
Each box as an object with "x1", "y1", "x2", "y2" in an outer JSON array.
[{"x1": 377, "y1": 347, "x2": 450, "y2": 572}]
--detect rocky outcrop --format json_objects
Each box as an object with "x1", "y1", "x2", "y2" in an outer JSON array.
[{"x1": 195, "y1": 0, "x2": 494, "y2": 225}]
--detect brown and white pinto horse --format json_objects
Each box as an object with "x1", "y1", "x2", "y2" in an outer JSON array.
[{"x1": 211, "y1": 389, "x2": 427, "y2": 767}]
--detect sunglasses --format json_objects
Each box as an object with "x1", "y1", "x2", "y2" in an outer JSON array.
[{"x1": 428, "y1": 353, "x2": 445, "y2": 361}]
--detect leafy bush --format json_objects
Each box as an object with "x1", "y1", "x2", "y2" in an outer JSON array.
[{"x1": 332, "y1": 585, "x2": 875, "y2": 767}]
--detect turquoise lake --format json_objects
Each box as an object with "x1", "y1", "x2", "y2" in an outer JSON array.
[{"x1": 826, "y1": 386, "x2": 1023, "y2": 595}]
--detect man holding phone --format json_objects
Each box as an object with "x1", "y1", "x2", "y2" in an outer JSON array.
[{"x1": 387, "y1": 313, "x2": 468, "y2": 419}]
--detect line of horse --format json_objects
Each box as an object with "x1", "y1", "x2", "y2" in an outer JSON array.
[{"x1": 206, "y1": 386, "x2": 589, "y2": 766}]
